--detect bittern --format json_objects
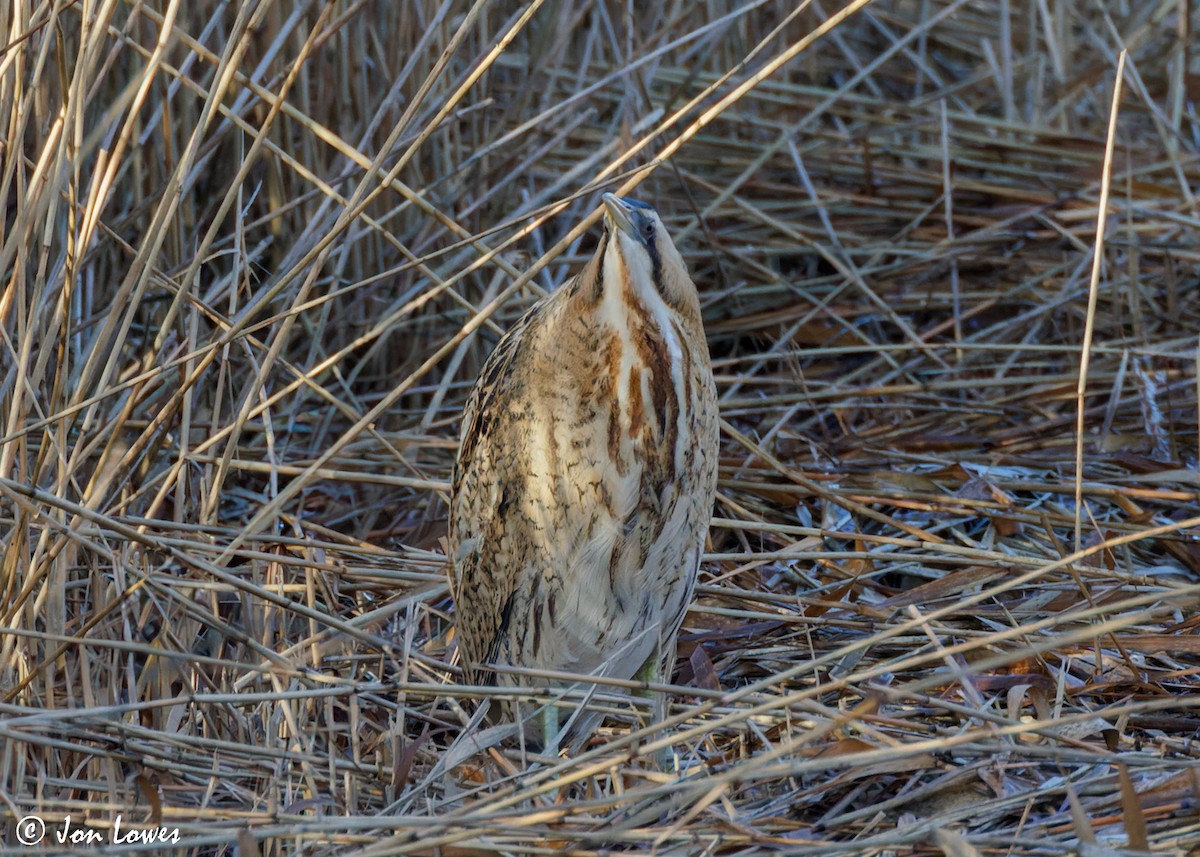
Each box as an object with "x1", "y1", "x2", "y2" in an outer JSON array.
[{"x1": 449, "y1": 194, "x2": 719, "y2": 752}]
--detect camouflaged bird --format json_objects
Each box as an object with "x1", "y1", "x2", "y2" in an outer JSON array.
[{"x1": 449, "y1": 194, "x2": 719, "y2": 750}]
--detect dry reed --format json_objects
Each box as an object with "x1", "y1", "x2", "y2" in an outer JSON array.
[{"x1": 2, "y1": 1, "x2": 1200, "y2": 854}]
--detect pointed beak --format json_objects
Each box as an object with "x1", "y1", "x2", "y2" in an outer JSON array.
[{"x1": 602, "y1": 193, "x2": 636, "y2": 238}]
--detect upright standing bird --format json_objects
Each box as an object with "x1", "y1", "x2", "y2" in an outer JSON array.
[{"x1": 449, "y1": 194, "x2": 718, "y2": 751}]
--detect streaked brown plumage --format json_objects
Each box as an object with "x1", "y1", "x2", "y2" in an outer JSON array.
[{"x1": 449, "y1": 194, "x2": 718, "y2": 748}]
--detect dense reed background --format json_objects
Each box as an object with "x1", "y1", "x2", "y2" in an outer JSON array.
[{"x1": 3, "y1": 0, "x2": 1200, "y2": 854}]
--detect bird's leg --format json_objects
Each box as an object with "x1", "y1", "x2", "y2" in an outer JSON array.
[
  {"x1": 634, "y1": 644, "x2": 675, "y2": 770},
  {"x1": 539, "y1": 701, "x2": 560, "y2": 756}
]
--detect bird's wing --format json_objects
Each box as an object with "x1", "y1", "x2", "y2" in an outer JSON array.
[{"x1": 449, "y1": 298, "x2": 551, "y2": 679}]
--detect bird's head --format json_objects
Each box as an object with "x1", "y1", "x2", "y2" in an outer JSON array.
[{"x1": 600, "y1": 193, "x2": 698, "y2": 317}]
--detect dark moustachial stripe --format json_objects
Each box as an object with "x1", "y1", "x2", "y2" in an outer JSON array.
[{"x1": 642, "y1": 222, "x2": 663, "y2": 295}]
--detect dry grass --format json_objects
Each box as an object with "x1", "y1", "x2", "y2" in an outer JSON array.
[{"x1": 3, "y1": 0, "x2": 1200, "y2": 854}]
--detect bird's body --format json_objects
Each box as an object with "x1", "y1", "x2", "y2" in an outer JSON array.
[{"x1": 449, "y1": 195, "x2": 718, "y2": 745}]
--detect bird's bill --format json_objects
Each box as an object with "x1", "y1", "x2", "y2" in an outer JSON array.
[{"x1": 602, "y1": 193, "x2": 636, "y2": 237}]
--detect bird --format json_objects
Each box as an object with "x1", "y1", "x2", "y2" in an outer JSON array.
[{"x1": 448, "y1": 193, "x2": 719, "y2": 753}]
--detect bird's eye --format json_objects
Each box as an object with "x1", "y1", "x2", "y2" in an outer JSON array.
[{"x1": 642, "y1": 220, "x2": 655, "y2": 240}]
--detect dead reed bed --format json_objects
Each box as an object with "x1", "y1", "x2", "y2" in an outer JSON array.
[{"x1": 3, "y1": 0, "x2": 1200, "y2": 854}]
